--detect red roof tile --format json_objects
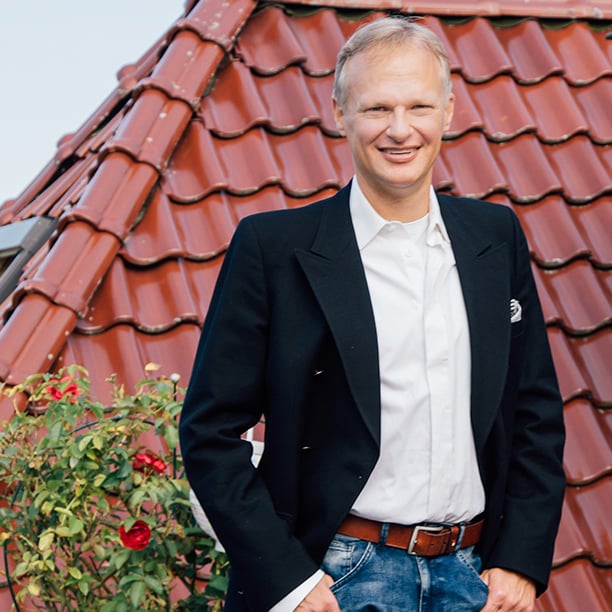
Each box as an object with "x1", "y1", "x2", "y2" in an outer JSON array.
[
  {"x1": 536, "y1": 558, "x2": 612, "y2": 611},
  {"x1": 545, "y1": 21, "x2": 612, "y2": 84},
  {"x1": 0, "y1": 1, "x2": 610, "y2": 608},
  {"x1": 495, "y1": 19, "x2": 564, "y2": 83},
  {"x1": 563, "y1": 400, "x2": 611, "y2": 484},
  {"x1": 450, "y1": 17, "x2": 516, "y2": 81},
  {"x1": 467, "y1": 76, "x2": 538, "y2": 140},
  {"x1": 571, "y1": 197, "x2": 612, "y2": 265},
  {"x1": 534, "y1": 262, "x2": 611, "y2": 334},
  {"x1": 524, "y1": 77, "x2": 591, "y2": 141},
  {"x1": 442, "y1": 132, "x2": 509, "y2": 197},
  {"x1": 123, "y1": 190, "x2": 236, "y2": 263},
  {"x1": 555, "y1": 478, "x2": 611, "y2": 564}
]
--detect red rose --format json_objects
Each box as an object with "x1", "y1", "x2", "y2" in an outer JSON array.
[
  {"x1": 60, "y1": 377, "x2": 81, "y2": 402},
  {"x1": 132, "y1": 452, "x2": 167, "y2": 474},
  {"x1": 45, "y1": 386, "x2": 64, "y2": 400},
  {"x1": 132, "y1": 452, "x2": 152, "y2": 470},
  {"x1": 151, "y1": 458, "x2": 168, "y2": 474},
  {"x1": 44, "y1": 378, "x2": 81, "y2": 403},
  {"x1": 63, "y1": 382, "x2": 80, "y2": 398},
  {"x1": 119, "y1": 520, "x2": 151, "y2": 550}
]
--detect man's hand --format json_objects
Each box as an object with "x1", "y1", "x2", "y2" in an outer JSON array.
[
  {"x1": 480, "y1": 567, "x2": 536, "y2": 611},
  {"x1": 295, "y1": 574, "x2": 340, "y2": 611}
]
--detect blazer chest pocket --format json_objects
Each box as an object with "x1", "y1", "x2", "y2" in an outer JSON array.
[{"x1": 511, "y1": 319, "x2": 524, "y2": 339}]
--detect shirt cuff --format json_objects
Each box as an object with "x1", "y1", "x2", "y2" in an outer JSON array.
[{"x1": 269, "y1": 570, "x2": 325, "y2": 612}]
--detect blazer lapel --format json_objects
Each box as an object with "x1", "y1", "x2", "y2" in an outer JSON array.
[
  {"x1": 439, "y1": 195, "x2": 511, "y2": 456},
  {"x1": 295, "y1": 185, "x2": 381, "y2": 446}
]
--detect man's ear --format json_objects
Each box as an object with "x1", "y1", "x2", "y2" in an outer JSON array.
[
  {"x1": 332, "y1": 98, "x2": 345, "y2": 136},
  {"x1": 443, "y1": 93, "x2": 455, "y2": 132}
]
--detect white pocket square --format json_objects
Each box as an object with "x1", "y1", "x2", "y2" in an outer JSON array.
[{"x1": 510, "y1": 298, "x2": 522, "y2": 323}]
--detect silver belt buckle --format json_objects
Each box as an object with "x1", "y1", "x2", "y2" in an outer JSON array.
[{"x1": 407, "y1": 524, "x2": 444, "y2": 555}]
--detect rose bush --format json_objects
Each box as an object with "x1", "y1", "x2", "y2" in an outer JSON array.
[{"x1": 0, "y1": 365, "x2": 229, "y2": 611}]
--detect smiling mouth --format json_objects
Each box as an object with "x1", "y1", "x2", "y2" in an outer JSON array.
[{"x1": 379, "y1": 146, "x2": 419, "y2": 156}]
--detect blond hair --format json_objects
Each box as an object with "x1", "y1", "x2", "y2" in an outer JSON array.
[{"x1": 333, "y1": 17, "x2": 452, "y2": 108}]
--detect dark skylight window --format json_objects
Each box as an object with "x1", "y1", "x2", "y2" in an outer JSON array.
[{"x1": 0, "y1": 217, "x2": 57, "y2": 303}]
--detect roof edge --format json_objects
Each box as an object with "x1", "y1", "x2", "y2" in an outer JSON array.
[{"x1": 273, "y1": 0, "x2": 612, "y2": 20}]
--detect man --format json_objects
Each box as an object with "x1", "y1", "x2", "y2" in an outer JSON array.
[{"x1": 180, "y1": 17, "x2": 565, "y2": 612}]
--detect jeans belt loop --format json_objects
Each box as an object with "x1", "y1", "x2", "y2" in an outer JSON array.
[
  {"x1": 455, "y1": 523, "x2": 466, "y2": 550},
  {"x1": 379, "y1": 522, "x2": 389, "y2": 547}
]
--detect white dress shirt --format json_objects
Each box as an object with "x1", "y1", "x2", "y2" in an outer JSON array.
[
  {"x1": 273, "y1": 179, "x2": 485, "y2": 610},
  {"x1": 350, "y1": 178, "x2": 485, "y2": 523}
]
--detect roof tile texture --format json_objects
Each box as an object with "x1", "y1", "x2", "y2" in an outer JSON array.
[{"x1": 0, "y1": 1, "x2": 610, "y2": 608}]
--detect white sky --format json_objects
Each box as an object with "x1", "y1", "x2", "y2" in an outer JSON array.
[{"x1": 0, "y1": 0, "x2": 185, "y2": 205}]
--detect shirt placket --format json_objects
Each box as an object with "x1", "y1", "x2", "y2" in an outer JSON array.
[{"x1": 423, "y1": 235, "x2": 454, "y2": 516}]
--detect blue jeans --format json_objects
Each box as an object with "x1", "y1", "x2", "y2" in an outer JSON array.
[{"x1": 321, "y1": 529, "x2": 489, "y2": 611}]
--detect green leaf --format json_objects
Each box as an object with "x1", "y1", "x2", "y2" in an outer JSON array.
[
  {"x1": 143, "y1": 574, "x2": 164, "y2": 595},
  {"x1": 129, "y1": 580, "x2": 146, "y2": 609},
  {"x1": 47, "y1": 421, "x2": 64, "y2": 446},
  {"x1": 69, "y1": 566, "x2": 83, "y2": 580},
  {"x1": 55, "y1": 526, "x2": 72, "y2": 538},
  {"x1": 69, "y1": 516, "x2": 84, "y2": 535},
  {"x1": 33, "y1": 488, "x2": 51, "y2": 509},
  {"x1": 100, "y1": 601, "x2": 119, "y2": 612},
  {"x1": 165, "y1": 538, "x2": 178, "y2": 557},
  {"x1": 128, "y1": 487, "x2": 148, "y2": 510},
  {"x1": 207, "y1": 573, "x2": 230, "y2": 597},
  {"x1": 122, "y1": 516, "x2": 137, "y2": 532},
  {"x1": 38, "y1": 531, "x2": 54, "y2": 551},
  {"x1": 13, "y1": 562, "x2": 30, "y2": 577},
  {"x1": 119, "y1": 573, "x2": 142, "y2": 586},
  {"x1": 163, "y1": 424, "x2": 179, "y2": 450},
  {"x1": 116, "y1": 459, "x2": 132, "y2": 480},
  {"x1": 27, "y1": 581, "x2": 41, "y2": 597},
  {"x1": 78, "y1": 579, "x2": 90, "y2": 596},
  {"x1": 113, "y1": 548, "x2": 131, "y2": 570},
  {"x1": 46, "y1": 479, "x2": 62, "y2": 492},
  {"x1": 117, "y1": 602, "x2": 129, "y2": 612},
  {"x1": 78, "y1": 435, "x2": 92, "y2": 452}
]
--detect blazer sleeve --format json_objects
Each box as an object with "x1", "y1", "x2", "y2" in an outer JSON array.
[
  {"x1": 485, "y1": 208, "x2": 566, "y2": 594},
  {"x1": 179, "y1": 217, "x2": 319, "y2": 610}
]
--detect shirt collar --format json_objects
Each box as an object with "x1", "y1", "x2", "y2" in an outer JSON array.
[{"x1": 349, "y1": 178, "x2": 451, "y2": 250}]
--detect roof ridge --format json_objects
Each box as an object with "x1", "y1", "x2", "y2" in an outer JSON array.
[{"x1": 276, "y1": 0, "x2": 612, "y2": 20}]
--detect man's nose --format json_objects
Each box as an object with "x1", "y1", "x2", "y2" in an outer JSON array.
[{"x1": 387, "y1": 109, "x2": 413, "y2": 140}]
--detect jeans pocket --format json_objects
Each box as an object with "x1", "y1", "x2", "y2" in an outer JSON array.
[
  {"x1": 456, "y1": 545, "x2": 489, "y2": 590},
  {"x1": 321, "y1": 534, "x2": 374, "y2": 593}
]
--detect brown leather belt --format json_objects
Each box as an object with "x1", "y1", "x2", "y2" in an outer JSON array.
[{"x1": 337, "y1": 515, "x2": 484, "y2": 556}]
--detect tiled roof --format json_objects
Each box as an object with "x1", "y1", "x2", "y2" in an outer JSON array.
[{"x1": 0, "y1": 1, "x2": 610, "y2": 608}]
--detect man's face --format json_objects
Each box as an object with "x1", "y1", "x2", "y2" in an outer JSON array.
[{"x1": 333, "y1": 42, "x2": 454, "y2": 208}]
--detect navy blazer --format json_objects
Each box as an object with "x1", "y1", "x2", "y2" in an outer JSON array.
[{"x1": 180, "y1": 184, "x2": 565, "y2": 611}]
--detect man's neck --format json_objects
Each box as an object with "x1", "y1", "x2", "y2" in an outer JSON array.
[{"x1": 358, "y1": 180, "x2": 431, "y2": 223}]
